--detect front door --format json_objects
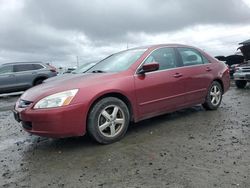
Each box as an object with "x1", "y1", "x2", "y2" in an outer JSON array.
[
  {"x1": 134, "y1": 47, "x2": 186, "y2": 120},
  {"x1": 13, "y1": 64, "x2": 37, "y2": 89}
]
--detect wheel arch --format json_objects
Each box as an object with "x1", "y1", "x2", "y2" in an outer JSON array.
[
  {"x1": 33, "y1": 76, "x2": 48, "y2": 86},
  {"x1": 213, "y1": 78, "x2": 224, "y2": 94},
  {"x1": 86, "y1": 92, "x2": 135, "y2": 124}
]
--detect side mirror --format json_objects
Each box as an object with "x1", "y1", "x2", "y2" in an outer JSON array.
[{"x1": 138, "y1": 62, "x2": 159, "y2": 74}]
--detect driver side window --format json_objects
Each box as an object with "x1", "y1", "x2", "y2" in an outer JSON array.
[{"x1": 144, "y1": 48, "x2": 177, "y2": 70}]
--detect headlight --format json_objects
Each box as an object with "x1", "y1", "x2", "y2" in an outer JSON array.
[{"x1": 34, "y1": 89, "x2": 78, "y2": 109}]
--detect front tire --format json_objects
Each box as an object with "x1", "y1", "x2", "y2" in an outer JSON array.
[
  {"x1": 87, "y1": 97, "x2": 130, "y2": 144},
  {"x1": 202, "y1": 81, "x2": 222, "y2": 110},
  {"x1": 235, "y1": 80, "x2": 247, "y2": 89}
]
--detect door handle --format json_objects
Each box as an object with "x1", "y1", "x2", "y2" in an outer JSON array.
[
  {"x1": 206, "y1": 67, "x2": 212, "y2": 72},
  {"x1": 173, "y1": 73, "x2": 182, "y2": 78}
]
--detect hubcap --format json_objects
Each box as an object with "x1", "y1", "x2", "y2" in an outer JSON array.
[
  {"x1": 98, "y1": 105, "x2": 125, "y2": 137},
  {"x1": 210, "y1": 85, "x2": 221, "y2": 106}
]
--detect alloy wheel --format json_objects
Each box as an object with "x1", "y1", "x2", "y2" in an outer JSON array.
[
  {"x1": 210, "y1": 85, "x2": 221, "y2": 106},
  {"x1": 98, "y1": 105, "x2": 125, "y2": 137}
]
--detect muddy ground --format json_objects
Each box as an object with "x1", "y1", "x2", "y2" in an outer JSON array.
[{"x1": 0, "y1": 84, "x2": 249, "y2": 188}]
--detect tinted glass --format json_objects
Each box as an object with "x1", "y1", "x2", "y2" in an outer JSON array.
[
  {"x1": 14, "y1": 64, "x2": 35, "y2": 72},
  {"x1": 202, "y1": 54, "x2": 210, "y2": 64},
  {"x1": 144, "y1": 48, "x2": 176, "y2": 70},
  {"x1": 72, "y1": 62, "x2": 97, "y2": 74},
  {"x1": 178, "y1": 48, "x2": 203, "y2": 66},
  {"x1": 0, "y1": 65, "x2": 13, "y2": 74},
  {"x1": 33, "y1": 64, "x2": 44, "y2": 70},
  {"x1": 87, "y1": 49, "x2": 146, "y2": 73}
]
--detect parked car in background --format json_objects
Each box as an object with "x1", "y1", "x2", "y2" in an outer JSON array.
[
  {"x1": 234, "y1": 61, "x2": 250, "y2": 88},
  {"x1": 63, "y1": 67, "x2": 76, "y2": 74},
  {"x1": 44, "y1": 61, "x2": 98, "y2": 83},
  {"x1": 13, "y1": 44, "x2": 230, "y2": 144},
  {"x1": 234, "y1": 39, "x2": 250, "y2": 88},
  {"x1": 215, "y1": 55, "x2": 244, "y2": 78},
  {"x1": 71, "y1": 61, "x2": 98, "y2": 74},
  {"x1": 0, "y1": 62, "x2": 57, "y2": 94}
]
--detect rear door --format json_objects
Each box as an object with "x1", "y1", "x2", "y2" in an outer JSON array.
[
  {"x1": 0, "y1": 65, "x2": 16, "y2": 93},
  {"x1": 13, "y1": 64, "x2": 39, "y2": 89},
  {"x1": 176, "y1": 47, "x2": 213, "y2": 105},
  {"x1": 134, "y1": 47, "x2": 186, "y2": 120}
]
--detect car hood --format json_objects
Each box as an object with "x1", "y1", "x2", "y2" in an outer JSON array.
[
  {"x1": 21, "y1": 73, "x2": 116, "y2": 102},
  {"x1": 43, "y1": 73, "x2": 79, "y2": 83},
  {"x1": 225, "y1": 55, "x2": 244, "y2": 66},
  {"x1": 239, "y1": 43, "x2": 250, "y2": 60},
  {"x1": 215, "y1": 55, "x2": 244, "y2": 66}
]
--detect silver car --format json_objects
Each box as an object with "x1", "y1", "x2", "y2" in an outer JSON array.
[
  {"x1": 234, "y1": 61, "x2": 250, "y2": 88},
  {"x1": 0, "y1": 62, "x2": 57, "y2": 94},
  {"x1": 234, "y1": 39, "x2": 250, "y2": 88}
]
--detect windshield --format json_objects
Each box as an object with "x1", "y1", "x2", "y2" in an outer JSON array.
[
  {"x1": 72, "y1": 62, "x2": 97, "y2": 74},
  {"x1": 87, "y1": 49, "x2": 146, "y2": 73}
]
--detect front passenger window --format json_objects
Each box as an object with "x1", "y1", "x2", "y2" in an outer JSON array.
[{"x1": 144, "y1": 48, "x2": 177, "y2": 70}]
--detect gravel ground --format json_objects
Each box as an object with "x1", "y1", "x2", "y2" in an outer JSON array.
[{"x1": 0, "y1": 84, "x2": 249, "y2": 188}]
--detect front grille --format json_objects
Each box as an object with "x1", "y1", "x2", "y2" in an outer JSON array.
[
  {"x1": 242, "y1": 69, "x2": 250, "y2": 72},
  {"x1": 18, "y1": 100, "x2": 33, "y2": 108}
]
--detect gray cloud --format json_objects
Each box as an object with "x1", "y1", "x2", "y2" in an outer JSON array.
[
  {"x1": 24, "y1": 0, "x2": 250, "y2": 39},
  {"x1": 0, "y1": 0, "x2": 250, "y2": 66}
]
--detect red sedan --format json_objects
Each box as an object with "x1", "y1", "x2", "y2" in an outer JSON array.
[{"x1": 13, "y1": 44, "x2": 230, "y2": 144}]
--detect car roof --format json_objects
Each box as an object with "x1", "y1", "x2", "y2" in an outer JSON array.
[
  {"x1": 130, "y1": 43, "x2": 197, "y2": 50},
  {"x1": 1, "y1": 61, "x2": 45, "y2": 66},
  {"x1": 98, "y1": 44, "x2": 203, "y2": 59}
]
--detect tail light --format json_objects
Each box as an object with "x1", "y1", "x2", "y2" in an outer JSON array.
[{"x1": 48, "y1": 65, "x2": 57, "y2": 73}]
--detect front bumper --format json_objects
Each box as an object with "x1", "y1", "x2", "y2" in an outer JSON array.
[
  {"x1": 234, "y1": 72, "x2": 250, "y2": 81},
  {"x1": 13, "y1": 102, "x2": 88, "y2": 138}
]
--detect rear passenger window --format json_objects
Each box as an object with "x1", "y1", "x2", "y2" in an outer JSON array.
[
  {"x1": 177, "y1": 48, "x2": 203, "y2": 66},
  {"x1": 144, "y1": 48, "x2": 177, "y2": 70},
  {"x1": 0, "y1": 65, "x2": 13, "y2": 74},
  {"x1": 14, "y1": 64, "x2": 35, "y2": 72}
]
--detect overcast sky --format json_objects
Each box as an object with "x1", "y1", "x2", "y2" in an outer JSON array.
[{"x1": 0, "y1": 0, "x2": 250, "y2": 67}]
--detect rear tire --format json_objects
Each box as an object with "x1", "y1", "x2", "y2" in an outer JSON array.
[
  {"x1": 235, "y1": 80, "x2": 247, "y2": 89},
  {"x1": 34, "y1": 79, "x2": 45, "y2": 86},
  {"x1": 202, "y1": 81, "x2": 222, "y2": 110},
  {"x1": 87, "y1": 97, "x2": 130, "y2": 144}
]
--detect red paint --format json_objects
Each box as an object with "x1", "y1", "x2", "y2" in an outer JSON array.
[{"x1": 14, "y1": 44, "x2": 230, "y2": 138}]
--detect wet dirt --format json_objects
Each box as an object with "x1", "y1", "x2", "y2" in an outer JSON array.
[{"x1": 0, "y1": 84, "x2": 249, "y2": 188}]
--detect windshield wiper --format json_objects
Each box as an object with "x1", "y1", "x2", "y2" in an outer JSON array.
[{"x1": 91, "y1": 70, "x2": 106, "y2": 73}]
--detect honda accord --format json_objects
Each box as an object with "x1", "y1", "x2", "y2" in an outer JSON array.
[{"x1": 13, "y1": 44, "x2": 230, "y2": 144}]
